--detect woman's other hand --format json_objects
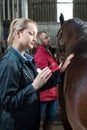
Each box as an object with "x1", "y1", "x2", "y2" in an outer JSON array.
[
  {"x1": 60, "y1": 54, "x2": 74, "y2": 73},
  {"x1": 32, "y1": 67, "x2": 52, "y2": 90}
]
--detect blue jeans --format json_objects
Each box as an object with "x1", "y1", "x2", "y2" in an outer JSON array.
[{"x1": 40, "y1": 100, "x2": 59, "y2": 122}]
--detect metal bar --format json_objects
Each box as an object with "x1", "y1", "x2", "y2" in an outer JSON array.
[
  {"x1": 12, "y1": 0, "x2": 15, "y2": 19},
  {"x1": 16, "y1": 0, "x2": 19, "y2": 18},
  {"x1": 3, "y1": 0, "x2": 5, "y2": 20},
  {"x1": 8, "y1": 0, "x2": 10, "y2": 19}
]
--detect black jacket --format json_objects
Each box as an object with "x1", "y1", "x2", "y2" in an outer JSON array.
[{"x1": 0, "y1": 47, "x2": 61, "y2": 130}]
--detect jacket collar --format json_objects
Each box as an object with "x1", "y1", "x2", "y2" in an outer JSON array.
[
  {"x1": 37, "y1": 45, "x2": 52, "y2": 56},
  {"x1": 8, "y1": 46, "x2": 33, "y2": 64}
]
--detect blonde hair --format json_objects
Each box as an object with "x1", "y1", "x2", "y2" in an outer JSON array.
[
  {"x1": 36, "y1": 31, "x2": 46, "y2": 46},
  {"x1": 7, "y1": 18, "x2": 37, "y2": 46}
]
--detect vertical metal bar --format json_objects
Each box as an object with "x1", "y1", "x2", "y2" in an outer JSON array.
[
  {"x1": 16, "y1": 0, "x2": 19, "y2": 18},
  {"x1": 10, "y1": 0, "x2": 12, "y2": 19},
  {"x1": 47, "y1": 0, "x2": 49, "y2": 22},
  {"x1": 36, "y1": 0, "x2": 37, "y2": 21},
  {"x1": 21, "y1": 0, "x2": 23, "y2": 17},
  {"x1": 34, "y1": 0, "x2": 35, "y2": 20},
  {"x1": 14, "y1": 0, "x2": 17, "y2": 18},
  {"x1": 38, "y1": 0, "x2": 39, "y2": 21},
  {"x1": 83, "y1": 0, "x2": 85, "y2": 20},
  {"x1": 5, "y1": 0, "x2": 8, "y2": 19},
  {"x1": 3, "y1": 0, "x2": 5, "y2": 20},
  {"x1": 8, "y1": 0, "x2": 10, "y2": 19},
  {"x1": 21, "y1": 0, "x2": 28, "y2": 18},
  {"x1": 12, "y1": 0, "x2": 15, "y2": 19},
  {"x1": 40, "y1": 0, "x2": 42, "y2": 21},
  {"x1": 44, "y1": 0, "x2": 46, "y2": 21},
  {"x1": 0, "y1": 0, "x2": 2, "y2": 52},
  {"x1": 28, "y1": 0, "x2": 32, "y2": 18},
  {"x1": 19, "y1": 0, "x2": 21, "y2": 17}
]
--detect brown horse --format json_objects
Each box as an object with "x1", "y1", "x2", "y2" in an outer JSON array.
[{"x1": 57, "y1": 15, "x2": 87, "y2": 130}]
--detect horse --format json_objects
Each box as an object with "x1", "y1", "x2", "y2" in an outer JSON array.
[{"x1": 57, "y1": 14, "x2": 87, "y2": 130}]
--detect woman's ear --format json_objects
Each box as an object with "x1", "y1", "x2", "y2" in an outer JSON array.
[{"x1": 15, "y1": 30, "x2": 20, "y2": 38}]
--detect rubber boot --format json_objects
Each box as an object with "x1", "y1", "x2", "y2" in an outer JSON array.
[{"x1": 43, "y1": 120, "x2": 54, "y2": 130}]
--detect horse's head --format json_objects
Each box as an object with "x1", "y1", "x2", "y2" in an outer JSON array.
[{"x1": 57, "y1": 14, "x2": 87, "y2": 61}]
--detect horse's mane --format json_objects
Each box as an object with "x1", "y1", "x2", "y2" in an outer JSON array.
[
  {"x1": 67, "y1": 18, "x2": 87, "y2": 34},
  {"x1": 61, "y1": 18, "x2": 87, "y2": 57}
]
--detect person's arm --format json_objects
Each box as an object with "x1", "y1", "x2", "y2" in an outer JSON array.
[
  {"x1": 39, "y1": 69, "x2": 61, "y2": 91},
  {"x1": 39, "y1": 54, "x2": 74, "y2": 91},
  {"x1": 34, "y1": 53, "x2": 61, "y2": 91}
]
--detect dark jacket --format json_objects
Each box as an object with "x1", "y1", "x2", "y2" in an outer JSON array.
[{"x1": 0, "y1": 47, "x2": 61, "y2": 130}]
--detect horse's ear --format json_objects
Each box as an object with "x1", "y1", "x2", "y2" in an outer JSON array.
[{"x1": 59, "y1": 13, "x2": 64, "y2": 26}]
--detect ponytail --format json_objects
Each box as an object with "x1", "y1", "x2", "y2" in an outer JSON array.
[{"x1": 7, "y1": 19, "x2": 18, "y2": 46}]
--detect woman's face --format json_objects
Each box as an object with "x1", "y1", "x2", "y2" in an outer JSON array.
[
  {"x1": 18, "y1": 22, "x2": 38, "y2": 50},
  {"x1": 41, "y1": 33, "x2": 51, "y2": 47}
]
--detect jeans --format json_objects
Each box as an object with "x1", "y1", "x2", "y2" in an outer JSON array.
[{"x1": 40, "y1": 100, "x2": 59, "y2": 122}]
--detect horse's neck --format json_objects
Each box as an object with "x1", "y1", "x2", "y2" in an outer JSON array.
[{"x1": 65, "y1": 35, "x2": 86, "y2": 56}]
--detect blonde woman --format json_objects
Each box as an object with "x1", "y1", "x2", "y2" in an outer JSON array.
[{"x1": 0, "y1": 18, "x2": 74, "y2": 130}]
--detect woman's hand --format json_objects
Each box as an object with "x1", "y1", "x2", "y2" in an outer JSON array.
[
  {"x1": 32, "y1": 67, "x2": 52, "y2": 90},
  {"x1": 60, "y1": 54, "x2": 74, "y2": 73}
]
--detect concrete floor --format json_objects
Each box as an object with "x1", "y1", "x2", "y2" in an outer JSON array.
[
  {"x1": 40, "y1": 121, "x2": 64, "y2": 130},
  {"x1": 40, "y1": 125, "x2": 64, "y2": 130}
]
